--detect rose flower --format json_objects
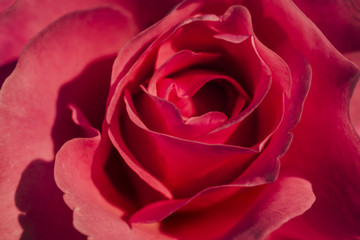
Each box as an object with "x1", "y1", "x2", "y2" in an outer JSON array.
[{"x1": 1, "y1": 0, "x2": 360, "y2": 239}]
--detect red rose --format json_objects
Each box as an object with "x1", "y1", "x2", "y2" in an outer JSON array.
[{"x1": 1, "y1": 0, "x2": 359, "y2": 240}]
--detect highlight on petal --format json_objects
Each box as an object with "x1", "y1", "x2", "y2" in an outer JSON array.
[
  {"x1": 0, "y1": 0, "x2": 181, "y2": 67},
  {"x1": 220, "y1": 175, "x2": 315, "y2": 240},
  {"x1": 0, "y1": 6, "x2": 138, "y2": 239},
  {"x1": 55, "y1": 133, "x2": 175, "y2": 240},
  {"x1": 242, "y1": 0, "x2": 360, "y2": 238},
  {"x1": 145, "y1": 175, "x2": 314, "y2": 240},
  {"x1": 0, "y1": 0, "x2": 15, "y2": 13},
  {"x1": 350, "y1": 77, "x2": 360, "y2": 135},
  {"x1": 0, "y1": 0, "x2": 134, "y2": 66}
]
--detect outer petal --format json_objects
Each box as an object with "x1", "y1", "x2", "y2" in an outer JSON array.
[
  {"x1": 0, "y1": 0, "x2": 129, "y2": 65},
  {"x1": 219, "y1": 175, "x2": 315, "y2": 240},
  {"x1": 55, "y1": 130, "x2": 176, "y2": 240},
  {"x1": 157, "y1": 174, "x2": 314, "y2": 240},
  {"x1": 272, "y1": 73, "x2": 360, "y2": 238},
  {"x1": 247, "y1": 0, "x2": 360, "y2": 238},
  {"x1": 349, "y1": 53, "x2": 360, "y2": 136},
  {"x1": 0, "y1": 7, "x2": 138, "y2": 239},
  {"x1": 351, "y1": 80, "x2": 360, "y2": 135},
  {"x1": 0, "y1": 0, "x2": 181, "y2": 83},
  {"x1": 292, "y1": 0, "x2": 360, "y2": 54},
  {"x1": 0, "y1": 0, "x2": 15, "y2": 13}
]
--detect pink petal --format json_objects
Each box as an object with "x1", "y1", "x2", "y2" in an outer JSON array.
[
  {"x1": 245, "y1": 0, "x2": 358, "y2": 87},
  {"x1": 269, "y1": 77, "x2": 360, "y2": 239},
  {"x1": 345, "y1": 51, "x2": 360, "y2": 136},
  {"x1": 0, "y1": 0, "x2": 180, "y2": 66},
  {"x1": 132, "y1": 88, "x2": 228, "y2": 139},
  {"x1": 55, "y1": 132, "x2": 174, "y2": 240},
  {"x1": 121, "y1": 96, "x2": 262, "y2": 198},
  {"x1": 109, "y1": 1, "x2": 203, "y2": 88},
  {"x1": 109, "y1": 96, "x2": 174, "y2": 200},
  {"x1": 206, "y1": 35, "x2": 286, "y2": 149},
  {"x1": 350, "y1": 77, "x2": 360, "y2": 135},
  {"x1": 347, "y1": 51, "x2": 360, "y2": 136},
  {"x1": 149, "y1": 68, "x2": 249, "y2": 122},
  {"x1": 108, "y1": 1, "x2": 308, "y2": 208},
  {"x1": 0, "y1": 7, "x2": 138, "y2": 239},
  {"x1": 106, "y1": 1, "x2": 313, "y2": 237},
  {"x1": 149, "y1": 50, "x2": 221, "y2": 96},
  {"x1": 0, "y1": 0, "x2": 124, "y2": 65},
  {"x1": 129, "y1": 0, "x2": 183, "y2": 29},
  {"x1": 0, "y1": 0, "x2": 14, "y2": 13},
  {"x1": 216, "y1": 5, "x2": 254, "y2": 35},
  {"x1": 292, "y1": 0, "x2": 360, "y2": 54},
  {"x1": 195, "y1": 36, "x2": 274, "y2": 145},
  {"x1": 234, "y1": 51, "x2": 311, "y2": 189},
  {"x1": 219, "y1": 175, "x2": 315, "y2": 240},
  {"x1": 246, "y1": 0, "x2": 360, "y2": 238},
  {"x1": 155, "y1": 175, "x2": 314, "y2": 240}
]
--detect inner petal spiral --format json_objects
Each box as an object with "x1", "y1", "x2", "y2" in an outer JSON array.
[{"x1": 157, "y1": 69, "x2": 250, "y2": 120}]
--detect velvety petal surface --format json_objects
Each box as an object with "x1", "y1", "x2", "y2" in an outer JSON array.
[
  {"x1": 103, "y1": 3, "x2": 313, "y2": 236},
  {"x1": 158, "y1": 174, "x2": 314, "y2": 240},
  {"x1": 0, "y1": 0, "x2": 181, "y2": 66},
  {"x1": 0, "y1": 7, "x2": 138, "y2": 239},
  {"x1": 55, "y1": 129, "x2": 176, "y2": 240},
  {"x1": 351, "y1": 79, "x2": 360, "y2": 135},
  {"x1": 292, "y1": 0, "x2": 360, "y2": 54},
  {"x1": 349, "y1": 53, "x2": 360, "y2": 136},
  {"x1": 242, "y1": 0, "x2": 360, "y2": 238},
  {"x1": 0, "y1": 0, "x2": 123, "y2": 65},
  {"x1": 0, "y1": 0, "x2": 14, "y2": 13}
]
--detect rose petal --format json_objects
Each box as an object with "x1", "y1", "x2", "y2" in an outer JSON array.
[
  {"x1": 245, "y1": 0, "x2": 358, "y2": 87},
  {"x1": 144, "y1": 175, "x2": 313, "y2": 240},
  {"x1": 184, "y1": 36, "x2": 274, "y2": 145},
  {"x1": 108, "y1": 2, "x2": 300, "y2": 204},
  {"x1": 350, "y1": 78, "x2": 360, "y2": 135},
  {"x1": 68, "y1": 104, "x2": 98, "y2": 137},
  {"x1": 0, "y1": 0, "x2": 132, "y2": 66},
  {"x1": 133, "y1": 88, "x2": 228, "y2": 139},
  {"x1": 204, "y1": 31, "x2": 288, "y2": 150},
  {"x1": 55, "y1": 132, "x2": 175, "y2": 240},
  {"x1": 246, "y1": 0, "x2": 360, "y2": 238},
  {"x1": 0, "y1": 0, "x2": 181, "y2": 67},
  {"x1": 347, "y1": 51, "x2": 360, "y2": 136},
  {"x1": 105, "y1": 1, "x2": 220, "y2": 200},
  {"x1": 164, "y1": 70, "x2": 248, "y2": 114},
  {"x1": 109, "y1": 0, "x2": 204, "y2": 88},
  {"x1": 219, "y1": 175, "x2": 315, "y2": 240},
  {"x1": 0, "y1": 60, "x2": 17, "y2": 89},
  {"x1": 292, "y1": 0, "x2": 360, "y2": 54},
  {"x1": 269, "y1": 73, "x2": 360, "y2": 239},
  {"x1": 0, "y1": 7, "x2": 137, "y2": 239},
  {"x1": 121, "y1": 95, "x2": 261, "y2": 197},
  {"x1": 0, "y1": 0, "x2": 15, "y2": 13},
  {"x1": 152, "y1": 17, "x2": 278, "y2": 147},
  {"x1": 130, "y1": 0, "x2": 183, "y2": 29},
  {"x1": 149, "y1": 50, "x2": 221, "y2": 96}
]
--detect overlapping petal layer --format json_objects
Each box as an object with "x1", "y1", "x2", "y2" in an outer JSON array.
[
  {"x1": 0, "y1": 7, "x2": 138, "y2": 239},
  {"x1": 2, "y1": 0, "x2": 358, "y2": 239},
  {"x1": 103, "y1": 2, "x2": 313, "y2": 236},
  {"x1": 242, "y1": 0, "x2": 360, "y2": 238}
]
